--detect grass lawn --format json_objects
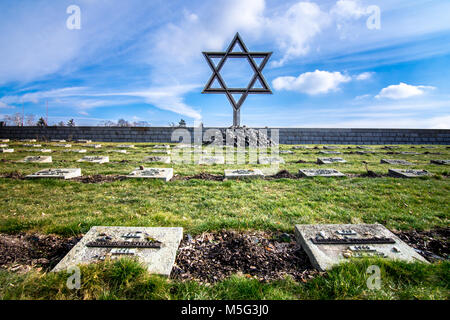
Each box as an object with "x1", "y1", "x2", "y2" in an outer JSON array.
[{"x1": 0, "y1": 141, "x2": 449, "y2": 299}]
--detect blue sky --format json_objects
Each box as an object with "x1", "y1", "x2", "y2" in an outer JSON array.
[{"x1": 0, "y1": 0, "x2": 449, "y2": 128}]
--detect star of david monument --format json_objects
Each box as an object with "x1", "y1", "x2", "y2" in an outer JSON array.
[{"x1": 202, "y1": 33, "x2": 272, "y2": 127}]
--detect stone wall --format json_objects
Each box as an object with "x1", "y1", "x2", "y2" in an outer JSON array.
[{"x1": 0, "y1": 126, "x2": 449, "y2": 145}]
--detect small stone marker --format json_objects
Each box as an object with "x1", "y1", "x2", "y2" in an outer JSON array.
[
  {"x1": 52, "y1": 226, "x2": 183, "y2": 277},
  {"x1": 356, "y1": 146, "x2": 371, "y2": 149},
  {"x1": 381, "y1": 159, "x2": 413, "y2": 165},
  {"x1": 26, "y1": 168, "x2": 81, "y2": 179},
  {"x1": 18, "y1": 156, "x2": 52, "y2": 163},
  {"x1": 127, "y1": 168, "x2": 173, "y2": 181},
  {"x1": 323, "y1": 146, "x2": 338, "y2": 149},
  {"x1": 294, "y1": 224, "x2": 427, "y2": 271},
  {"x1": 0, "y1": 144, "x2": 8, "y2": 148},
  {"x1": 150, "y1": 149, "x2": 171, "y2": 154},
  {"x1": 153, "y1": 144, "x2": 170, "y2": 149},
  {"x1": 118, "y1": 144, "x2": 135, "y2": 148},
  {"x1": 258, "y1": 156, "x2": 285, "y2": 164},
  {"x1": 0, "y1": 139, "x2": 10, "y2": 142},
  {"x1": 143, "y1": 156, "x2": 171, "y2": 164},
  {"x1": 26, "y1": 149, "x2": 52, "y2": 153},
  {"x1": 109, "y1": 150, "x2": 128, "y2": 154},
  {"x1": 388, "y1": 169, "x2": 431, "y2": 178},
  {"x1": 64, "y1": 149, "x2": 87, "y2": 153},
  {"x1": 86, "y1": 144, "x2": 102, "y2": 148},
  {"x1": 400, "y1": 151, "x2": 420, "y2": 155},
  {"x1": 23, "y1": 144, "x2": 42, "y2": 147},
  {"x1": 383, "y1": 146, "x2": 399, "y2": 149},
  {"x1": 292, "y1": 146, "x2": 311, "y2": 149},
  {"x1": 317, "y1": 157, "x2": 346, "y2": 164},
  {"x1": 0, "y1": 148, "x2": 14, "y2": 153},
  {"x1": 279, "y1": 150, "x2": 294, "y2": 154},
  {"x1": 20, "y1": 139, "x2": 37, "y2": 142},
  {"x1": 430, "y1": 159, "x2": 449, "y2": 165},
  {"x1": 319, "y1": 150, "x2": 341, "y2": 154},
  {"x1": 356, "y1": 151, "x2": 374, "y2": 154},
  {"x1": 51, "y1": 139, "x2": 66, "y2": 143},
  {"x1": 298, "y1": 168, "x2": 345, "y2": 177},
  {"x1": 54, "y1": 144, "x2": 72, "y2": 148},
  {"x1": 224, "y1": 169, "x2": 264, "y2": 179},
  {"x1": 197, "y1": 156, "x2": 225, "y2": 165},
  {"x1": 77, "y1": 156, "x2": 109, "y2": 163},
  {"x1": 77, "y1": 139, "x2": 92, "y2": 143}
]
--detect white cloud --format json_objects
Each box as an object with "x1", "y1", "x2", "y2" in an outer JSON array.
[
  {"x1": 0, "y1": 101, "x2": 14, "y2": 109},
  {"x1": 272, "y1": 70, "x2": 351, "y2": 95},
  {"x1": 375, "y1": 82, "x2": 436, "y2": 99},
  {"x1": 331, "y1": 0, "x2": 367, "y2": 20},
  {"x1": 355, "y1": 72, "x2": 373, "y2": 80}
]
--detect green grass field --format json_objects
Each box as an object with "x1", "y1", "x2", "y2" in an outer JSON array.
[{"x1": 0, "y1": 141, "x2": 449, "y2": 299}]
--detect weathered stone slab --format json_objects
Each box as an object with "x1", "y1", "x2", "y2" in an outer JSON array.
[
  {"x1": 86, "y1": 144, "x2": 102, "y2": 148},
  {"x1": 0, "y1": 148, "x2": 14, "y2": 153},
  {"x1": 149, "y1": 150, "x2": 171, "y2": 154},
  {"x1": 18, "y1": 156, "x2": 52, "y2": 163},
  {"x1": 52, "y1": 226, "x2": 183, "y2": 277},
  {"x1": 317, "y1": 157, "x2": 346, "y2": 164},
  {"x1": 383, "y1": 146, "x2": 400, "y2": 149},
  {"x1": 54, "y1": 144, "x2": 72, "y2": 148},
  {"x1": 26, "y1": 168, "x2": 81, "y2": 179},
  {"x1": 356, "y1": 146, "x2": 372, "y2": 149},
  {"x1": 323, "y1": 146, "x2": 338, "y2": 149},
  {"x1": 143, "y1": 156, "x2": 171, "y2": 164},
  {"x1": 0, "y1": 139, "x2": 10, "y2": 142},
  {"x1": 400, "y1": 152, "x2": 420, "y2": 155},
  {"x1": 109, "y1": 150, "x2": 127, "y2": 154},
  {"x1": 279, "y1": 150, "x2": 294, "y2": 154},
  {"x1": 77, "y1": 156, "x2": 109, "y2": 164},
  {"x1": 0, "y1": 144, "x2": 8, "y2": 148},
  {"x1": 319, "y1": 150, "x2": 341, "y2": 154},
  {"x1": 224, "y1": 169, "x2": 264, "y2": 179},
  {"x1": 356, "y1": 151, "x2": 374, "y2": 154},
  {"x1": 430, "y1": 159, "x2": 450, "y2": 165},
  {"x1": 258, "y1": 156, "x2": 285, "y2": 164},
  {"x1": 127, "y1": 168, "x2": 173, "y2": 181},
  {"x1": 64, "y1": 149, "x2": 87, "y2": 153},
  {"x1": 77, "y1": 139, "x2": 92, "y2": 143},
  {"x1": 388, "y1": 169, "x2": 431, "y2": 178},
  {"x1": 197, "y1": 156, "x2": 225, "y2": 165},
  {"x1": 292, "y1": 146, "x2": 311, "y2": 149},
  {"x1": 20, "y1": 139, "x2": 37, "y2": 142},
  {"x1": 153, "y1": 145, "x2": 170, "y2": 149},
  {"x1": 298, "y1": 168, "x2": 345, "y2": 177},
  {"x1": 23, "y1": 144, "x2": 42, "y2": 147},
  {"x1": 51, "y1": 139, "x2": 66, "y2": 143},
  {"x1": 294, "y1": 224, "x2": 427, "y2": 271},
  {"x1": 118, "y1": 144, "x2": 135, "y2": 148},
  {"x1": 381, "y1": 159, "x2": 413, "y2": 165},
  {"x1": 28, "y1": 148, "x2": 51, "y2": 153}
]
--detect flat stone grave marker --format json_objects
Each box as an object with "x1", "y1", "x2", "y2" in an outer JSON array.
[
  {"x1": 77, "y1": 156, "x2": 109, "y2": 164},
  {"x1": 356, "y1": 151, "x2": 374, "y2": 154},
  {"x1": 292, "y1": 146, "x2": 311, "y2": 149},
  {"x1": 317, "y1": 157, "x2": 346, "y2": 164},
  {"x1": 86, "y1": 144, "x2": 102, "y2": 148},
  {"x1": 0, "y1": 139, "x2": 10, "y2": 142},
  {"x1": 52, "y1": 226, "x2": 183, "y2": 277},
  {"x1": 381, "y1": 159, "x2": 413, "y2": 165},
  {"x1": 149, "y1": 149, "x2": 171, "y2": 154},
  {"x1": 0, "y1": 144, "x2": 8, "y2": 148},
  {"x1": 430, "y1": 159, "x2": 449, "y2": 165},
  {"x1": 118, "y1": 144, "x2": 135, "y2": 148},
  {"x1": 20, "y1": 139, "x2": 37, "y2": 142},
  {"x1": 294, "y1": 224, "x2": 427, "y2": 271},
  {"x1": 54, "y1": 144, "x2": 72, "y2": 148},
  {"x1": 23, "y1": 144, "x2": 42, "y2": 147},
  {"x1": 356, "y1": 146, "x2": 372, "y2": 149},
  {"x1": 127, "y1": 168, "x2": 173, "y2": 181},
  {"x1": 0, "y1": 148, "x2": 14, "y2": 153},
  {"x1": 421, "y1": 146, "x2": 435, "y2": 149},
  {"x1": 323, "y1": 146, "x2": 338, "y2": 149},
  {"x1": 18, "y1": 156, "x2": 52, "y2": 163},
  {"x1": 109, "y1": 150, "x2": 128, "y2": 154},
  {"x1": 258, "y1": 156, "x2": 285, "y2": 164},
  {"x1": 388, "y1": 169, "x2": 431, "y2": 178},
  {"x1": 280, "y1": 150, "x2": 294, "y2": 154},
  {"x1": 143, "y1": 156, "x2": 171, "y2": 164},
  {"x1": 51, "y1": 139, "x2": 66, "y2": 143},
  {"x1": 26, "y1": 149, "x2": 51, "y2": 153},
  {"x1": 64, "y1": 149, "x2": 87, "y2": 153},
  {"x1": 26, "y1": 168, "x2": 81, "y2": 179},
  {"x1": 383, "y1": 146, "x2": 400, "y2": 149},
  {"x1": 197, "y1": 155, "x2": 225, "y2": 165},
  {"x1": 400, "y1": 151, "x2": 420, "y2": 155},
  {"x1": 299, "y1": 168, "x2": 345, "y2": 177},
  {"x1": 319, "y1": 150, "x2": 341, "y2": 154},
  {"x1": 153, "y1": 145, "x2": 170, "y2": 149},
  {"x1": 224, "y1": 169, "x2": 264, "y2": 179},
  {"x1": 77, "y1": 139, "x2": 92, "y2": 143}
]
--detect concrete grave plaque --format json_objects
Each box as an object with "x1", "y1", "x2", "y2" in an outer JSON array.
[
  {"x1": 127, "y1": 168, "x2": 173, "y2": 181},
  {"x1": 292, "y1": 146, "x2": 311, "y2": 149},
  {"x1": 319, "y1": 150, "x2": 341, "y2": 154},
  {"x1": 52, "y1": 139, "x2": 66, "y2": 143},
  {"x1": 430, "y1": 159, "x2": 450, "y2": 165},
  {"x1": 299, "y1": 168, "x2": 345, "y2": 177},
  {"x1": 197, "y1": 156, "x2": 225, "y2": 165},
  {"x1": 258, "y1": 156, "x2": 285, "y2": 164},
  {"x1": 109, "y1": 150, "x2": 128, "y2": 154},
  {"x1": 26, "y1": 168, "x2": 81, "y2": 179},
  {"x1": 143, "y1": 156, "x2": 171, "y2": 164},
  {"x1": 54, "y1": 144, "x2": 72, "y2": 148},
  {"x1": 323, "y1": 146, "x2": 338, "y2": 149},
  {"x1": 20, "y1": 139, "x2": 37, "y2": 142},
  {"x1": 383, "y1": 146, "x2": 399, "y2": 149},
  {"x1": 295, "y1": 224, "x2": 427, "y2": 271},
  {"x1": 64, "y1": 149, "x2": 87, "y2": 153},
  {"x1": 77, "y1": 156, "x2": 109, "y2": 163},
  {"x1": 86, "y1": 144, "x2": 102, "y2": 148},
  {"x1": 23, "y1": 144, "x2": 42, "y2": 147},
  {"x1": 381, "y1": 159, "x2": 413, "y2": 165},
  {"x1": 224, "y1": 169, "x2": 264, "y2": 179},
  {"x1": 0, "y1": 139, "x2": 10, "y2": 142},
  {"x1": 150, "y1": 149, "x2": 171, "y2": 154},
  {"x1": 356, "y1": 151, "x2": 374, "y2": 154},
  {"x1": 279, "y1": 150, "x2": 294, "y2": 154},
  {"x1": 77, "y1": 139, "x2": 92, "y2": 143},
  {"x1": 388, "y1": 169, "x2": 431, "y2": 178},
  {"x1": 26, "y1": 149, "x2": 51, "y2": 153},
  {"x1": 52, "y1": 226, "x2": 183, "y2": 277},
  {"x1": 400, "y1": 152, "x2": 420, "y2": 155},
  {"x1": 153, "y1": 145, "x2": 170, "y2": 149},
  {"x1": 317, "y1": 157, "x2": 346, "y2": 164},
  {"x1": 18, "y1": 156, "x2": 52, "y2": 163},
  {"x1": 118, "y1": 144, "x2": 135, "y2": 148},
  {"x1": 0, "y1": 144, "x2": 8, "y2": 148},
  {"x1": 356, "y1": 146, "x2": 372, "y2": 149},
  {"x1": 0, "y1": 148, "x2": 14, "y2": 153}
]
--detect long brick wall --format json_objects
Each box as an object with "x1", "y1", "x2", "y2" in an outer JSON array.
[{"x1": 0, "y1": 126, "x2": 449, "y2": 145}]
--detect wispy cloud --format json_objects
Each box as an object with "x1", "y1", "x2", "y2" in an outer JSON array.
[{"x1": 375, "y1": 82, "x2": 436, "y2": 99}]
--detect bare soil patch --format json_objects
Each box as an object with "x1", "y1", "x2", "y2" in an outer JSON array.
[{"x1": 72, "y1": 174, "x2": 126, "y2": 183}]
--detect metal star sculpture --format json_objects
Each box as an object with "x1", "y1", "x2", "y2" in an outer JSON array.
[{"x1": 202, "y1": 33, "x2": 272, "y2": 127}]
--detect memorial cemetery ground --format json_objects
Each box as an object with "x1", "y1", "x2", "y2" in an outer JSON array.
[{"x1": 0, "y1": 141, "x2": 448, "y2": 299}]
